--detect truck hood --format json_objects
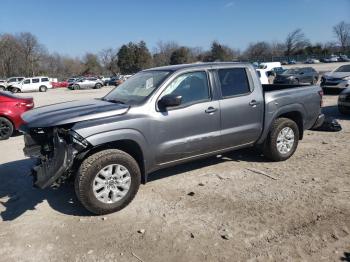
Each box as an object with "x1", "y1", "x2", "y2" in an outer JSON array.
[
  {"x1": 324, "y1": 72, "x2": 350, "y2": 78},
  {"x1": 21, "y1": 99, "x2": 129, "y2": 128}
]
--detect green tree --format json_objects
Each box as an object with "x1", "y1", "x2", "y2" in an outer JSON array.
[
  {"x1": 205, "y1": 41, "x2": 236, "y2": 62},
  {"x1": 170, "y1": 47, "x2": 191, "y2": 65},
  {"x1": 82, "y1": 53, "x2": 102, "y2": 75},
  {"x1": 117, "y1": 41, "x2": 152, "y2": 74}
]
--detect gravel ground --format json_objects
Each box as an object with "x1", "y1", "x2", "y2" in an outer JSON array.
[{"x1": 0, "y1": 87, "x2": 349, "y2": 262}]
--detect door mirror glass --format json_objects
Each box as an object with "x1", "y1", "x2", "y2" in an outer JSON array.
[{"x1": 158, "y1": 94, "x2": 182, "y2": 109}]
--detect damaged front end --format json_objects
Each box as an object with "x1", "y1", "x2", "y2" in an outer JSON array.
[{"x1": 23, "y1": 127, "x2": 90, "y2": 189}]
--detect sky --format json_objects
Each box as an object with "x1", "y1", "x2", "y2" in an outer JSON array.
[{"x1": 0, "y1": 0, "x2": 349, "y2": 57}]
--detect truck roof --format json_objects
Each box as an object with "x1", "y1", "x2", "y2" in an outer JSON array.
[{"x1": 144, "y1": 62, "x2": 252, "y2": 72}]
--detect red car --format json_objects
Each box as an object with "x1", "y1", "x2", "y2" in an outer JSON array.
[
  {"x1": 0, "y1": 91, "x2": 34, "y2": 140},
  {"x1": 51, "y1": 81, "x2": 69, "y2": 88}
]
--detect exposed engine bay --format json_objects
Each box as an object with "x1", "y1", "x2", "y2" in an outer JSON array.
[{"x1": 23, "y1": 127, "x2": 90, "y2": 188}]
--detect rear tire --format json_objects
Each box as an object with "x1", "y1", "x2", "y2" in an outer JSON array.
[
  {"x1": 95, "y1": 83, "x2": 102, "y2": 89},
  {"x1": 74, "y1": 84, "x2": 80, "y2": 90},
  {"x1": 75, "y1": 149, "x2": 141, "y2": 215},
  {"x1": 312, "y1": 77, "x2": 318, "y2": 85},
  {"x1": 263, "y1": 118, "x2": 299, "y2": 161},
  {"x1": 12, "y1": 88, "x2": 21, "y2": 93},
  {"x1": 0, "y1": 117, "x2": 14, "y2": 140},
  {"x1": 0, "y1": 86, "x2": 5, "y2": 91},
  {"x1": 39, "y1": 85, "x2": 47, "y2": 92}
]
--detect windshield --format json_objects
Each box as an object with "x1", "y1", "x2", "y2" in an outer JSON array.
[
  {"x1": 103, "y1": 70, "x2": 171, "y2": 105},
  {"x1": 282, "y1": 68, "x2": 299, "y2": 75},
  {"x1": 334, "y1": 65, "x2": 350, "y2": 72}
]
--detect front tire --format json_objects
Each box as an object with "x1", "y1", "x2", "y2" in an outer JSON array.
[
  {"x1": 95, "y1": 83, "x2": 102, "y2": 89},
  {"x1": 39, "y1": 85, "x2": 47, "y2": 92},
  {"x1": 0, "y1": 117, "x2": 14, "y2": 140},
  {"x1": 263, "y1": 118, "x2": 299, "y2": 161},
  {"x1": 75, "y1": 149, "x2": 141, "y2": 215}
]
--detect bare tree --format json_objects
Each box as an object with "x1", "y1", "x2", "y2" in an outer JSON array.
[
  {"x1": 244, "y1": 41, "x2": 271, "y2": 59},
  {"x1": 284, "y1": 29, "x2": 309, "y2": 57},
  {"x1": 17, "y1": 32, "x2": 45, "y2": 76},
  {"x1": 0, "y1": 34, "x2": 24, "y2": 77},
  {"x1": 153, "y1": 41, "x2": 179, "y2": 66},
  {"x1": 270, "y1": 41, "x2": 286, "y2": 57},
  {"x1": 99, "y1": 48, "x2": 119, "y2": 75},
  {"x1": 333, "y1": 21, "x2": 350, "y2": 52}
]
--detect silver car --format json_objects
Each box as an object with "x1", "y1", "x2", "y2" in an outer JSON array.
[
  {"x1": 68, "y1": 77, "x2": 104, "y2": 90},
  {"x1": 321, "y1": 64, "x2": 350, "y2": 89}
]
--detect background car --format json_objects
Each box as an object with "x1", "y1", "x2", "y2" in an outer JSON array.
[
  {"x1": 0, "y1": 91, "x2": 34, "y2": 140},
  {"x1": 68, "y1": 77, "x2": 104, "y2": 90},
  {"x1": 321, "y1": 55, "x2": 339, "y2": 63},
  {"x1": 321, "y1": 64, "x2": 350, "y2": 89},
  {"x1": 10, "y1": 76, "x2": 52, "y2": 92},
  {"x1": 274, "y1": 67, "x2": 319, "y2": 85},
  {"x1": 106, "y1": 76, "x2": 124, "y2": 86},
  {"x1": 305, "y1": 58, "x2": 320, "y2": 64},
  {"x1": 0, "y1": 76, "x2": 25, "y2": 91},
  {"x1": 339, "y1": 55, "x2": 350, "y2": 62},
  {"x1": 0, "y1": 80, "x2": 6, "y2": 91},
  {"x1": 51, "y1": 80, "x2": 69, "y2": 88},
  {"x1": 338, "y1": 88, "x2": 350, "y2": 114}
]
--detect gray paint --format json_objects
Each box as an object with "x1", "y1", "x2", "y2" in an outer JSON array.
[{"x1": 22, "y1": 62, "x2": 323, "y2": 184}]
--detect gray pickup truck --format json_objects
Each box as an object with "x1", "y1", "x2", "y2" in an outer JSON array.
[{"x1": 20, "y1": 62, "x2": 324, "y2": 214}]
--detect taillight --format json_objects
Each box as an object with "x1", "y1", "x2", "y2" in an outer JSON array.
[
  {"x1": 16, "y1": 101, "x2": 34, "y2": 108},
  {"x1": 318, "y1": 90, "x2": 324, "y2": 107}
]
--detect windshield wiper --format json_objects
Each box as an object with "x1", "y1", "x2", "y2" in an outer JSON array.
[{"x1": 103, "y1": 98, "x2": 126, "y2": 104}]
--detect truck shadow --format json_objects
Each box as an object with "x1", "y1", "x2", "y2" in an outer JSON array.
[
  {"x1": 148, "y1": 149, "x2": 266, "y2": 182},
  {"x1": 0, "y1": 159, "x2": 90, "y2": 221},
  {"x1": 0, "y1": 149, "x2": 265, "y2": 220}
]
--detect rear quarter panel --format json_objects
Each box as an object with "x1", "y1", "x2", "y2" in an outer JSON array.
[{"x1": 258, "y1": 85, "x2": 322, "y2": 144}]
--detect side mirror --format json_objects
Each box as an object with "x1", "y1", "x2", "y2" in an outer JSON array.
[{"x1": 158, "y1": 94, "x2": 182, "y2": 109}]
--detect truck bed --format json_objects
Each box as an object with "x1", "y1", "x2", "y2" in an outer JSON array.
[{"x1": 262, "y1": 84, "x2": 311, "y2": 92}]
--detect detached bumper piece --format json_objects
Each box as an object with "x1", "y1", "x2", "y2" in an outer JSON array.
[
  {"x1": 25, "y1": 132, "x2": 75, "y2": 189},
  {"x1": 311, "y1": 114, "x2": 325, "y2": 130}
]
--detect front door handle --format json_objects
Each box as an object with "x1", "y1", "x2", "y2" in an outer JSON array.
[
  {"x1": 205, "y1": 107, "x2": 217, "y2": 114},
  {"x1": 249, "y1": 100, "x2": 259, "y2": 107}
]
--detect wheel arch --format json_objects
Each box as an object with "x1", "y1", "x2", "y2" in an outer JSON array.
[
  {"x1": 277, "y1": 111, "x2": 304, "y2": 140},
  {"x1": 257, "y1": 104, "x2": 306, "y2": 144},
  {"x1": 84, "y1": 139, "x2": 146, "y2": 183}
]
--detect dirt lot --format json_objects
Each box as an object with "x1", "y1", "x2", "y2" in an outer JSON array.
[{"x1": 0, "y1": 87, "x2": 349, "y2": 262}]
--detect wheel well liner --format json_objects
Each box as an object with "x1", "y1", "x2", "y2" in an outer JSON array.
[
  {"x1": 277, "y1": 111, "x2": 304, "y2": 140},
  {"x1": 83, "y1": 139, "x2": 146, "y2": 183}
]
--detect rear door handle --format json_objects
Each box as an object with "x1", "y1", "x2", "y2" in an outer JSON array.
[
  {"x1": 249, "y1": 100, "x2": 259, "y2": 107},
  {"x1": 205, "y1": 107, "x2": 217, "y2": 114}
]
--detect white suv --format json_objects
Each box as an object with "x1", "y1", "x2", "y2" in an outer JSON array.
[
  {"x1": 11, "y1": 77, "x2": 52, "y2": 93},
  {"x1": 0, "y1": 77, "x2": 25, "y2": 91}
]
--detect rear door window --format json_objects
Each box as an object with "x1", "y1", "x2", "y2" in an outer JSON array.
[
  {"x1": 218, "y1": 68, "x2": 251, "y2": 98},
  {"x1": 32, "y1": 78, "x2": 40, "y2": 83}
]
